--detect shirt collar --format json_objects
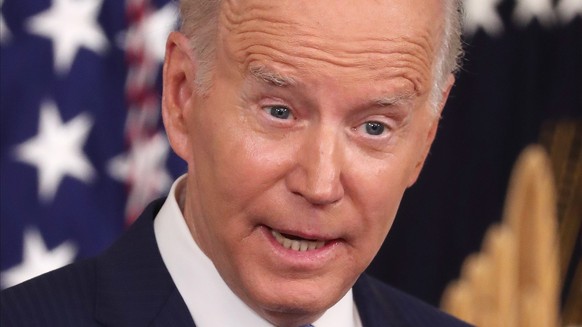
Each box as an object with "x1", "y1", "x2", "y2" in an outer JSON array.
[{"x1": 154, "y1": 175, "x2": 361, "y2": 327}]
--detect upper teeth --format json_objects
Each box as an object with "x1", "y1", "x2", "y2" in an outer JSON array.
[{"x1": 271, "y1": 230, "x2": 325, "y2": 251}]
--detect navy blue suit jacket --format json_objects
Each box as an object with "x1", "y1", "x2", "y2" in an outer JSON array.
[{"x1": 1, "y1": 199, "x2": 471, "y2": 326}]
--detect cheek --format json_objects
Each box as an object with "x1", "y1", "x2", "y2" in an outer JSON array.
[
  {"x1": 189, "y1": 102, "x2": 297, "y2": 213},
  {"x1": 362, "y1": 182, "x2": 404, "y2": 242},
  {"x1": 344, "y1": 151, "x2": 413, "y2": 250},
  {"x1": 353, "y1": 124, "x2": 434, "y2": 247},
  {"x1": 355, "y1": 185, "x2": 405, "y2": 271}
]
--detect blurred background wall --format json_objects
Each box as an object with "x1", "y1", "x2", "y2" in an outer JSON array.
[{"x1": 1, "y1": 0, "x2": 580, "y2": 322}]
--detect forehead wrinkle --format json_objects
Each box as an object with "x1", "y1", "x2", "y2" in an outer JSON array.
[
  {"x1": 219, "y1": 2, "x2": 437, "y2": 95},
  {"x1": 226, "y1": 22, "x2": 434, "y2": 68},
  {"x1": 286, "y1": 31, "x2": 436, "y2": 91},
  {"x1": 233, "y1": 38, "x2": 432, "y2": 95},
  {"x1": 220, "y1": 0, "x2": 302, "y2": 34}
]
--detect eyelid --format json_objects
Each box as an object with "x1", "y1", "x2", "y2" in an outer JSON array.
[{"x1": 258, "y1": 96, "x2": 294, "y2": 112}]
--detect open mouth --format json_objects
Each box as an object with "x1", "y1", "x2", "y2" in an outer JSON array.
[{"x1": 271, "y1": 230, "x2": 326, "y2": 252}]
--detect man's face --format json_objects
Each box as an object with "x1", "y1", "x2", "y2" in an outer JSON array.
[{"x1": 164, "y1": 0, "x2": 451, "y2": 325}]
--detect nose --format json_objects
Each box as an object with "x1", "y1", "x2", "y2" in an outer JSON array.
[{"x1": 286, "y1": 124, "x2": 345, "y2": 206}]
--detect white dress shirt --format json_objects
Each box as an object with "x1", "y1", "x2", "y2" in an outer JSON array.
[{"x1": 154, "y1": 175, "x2": 362, "y2": 327}]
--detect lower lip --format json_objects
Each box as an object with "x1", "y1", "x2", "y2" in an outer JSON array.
[{"x1": 260, "y1": 226, "x2": 341, "y2": 267}]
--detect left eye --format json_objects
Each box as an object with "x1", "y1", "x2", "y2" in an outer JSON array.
[
  {"x1": 363, "y1": 121, "x2": 386, "y2": 136},
  {"x1": 266, "y1": 106, "x2": 292, "y2": 120}
]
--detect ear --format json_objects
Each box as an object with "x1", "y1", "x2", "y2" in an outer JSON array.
[
  {"x1": 162, "y1": 31, "x2": 199, "y2": 162},
  {"x1": 407, "y1": 74, "x2": 455, "y2": 187}
]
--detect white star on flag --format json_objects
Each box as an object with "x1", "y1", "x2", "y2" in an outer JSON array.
[
  {"x1": 26, "y1": 0, "x2": 108, "y2": 74},
  {"x1": 142, "y1": 2, "x2": 178, "y2": 63},
  {"x1": 463, "y1": 0, "x2": 504, "y2": 37},
  {"x1": 0, "y1": 0, "x2": 10, "y2": 42},
  {"x1": 513, "y1": 0, "x2": 555, "y2": 27},
  {"x1": 116, "y1": 2, "x2": 178, "y2": 65},
  {"x1": 557, "y1": 0, "x2": 582, "y2": 23},
  {"x1": 0, "y1": 228, "x2": 77, "y2": 289},
  {"x1": 108, "y1": 132, "x2": 172, "y2": 219},
  {"x1": 14, "y1": 100, "x2": 95, "y2": 203}
]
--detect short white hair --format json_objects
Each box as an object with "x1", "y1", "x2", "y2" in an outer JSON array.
[
  {"x1": 430, "y1": 0, "x2": 463, "y2": 112},
  {"x1": 178, "y1": 0, "x2": 221, "y2": 91},
  {"x1": 178, "y1": 0, "x2": 463, "y2": 110}
]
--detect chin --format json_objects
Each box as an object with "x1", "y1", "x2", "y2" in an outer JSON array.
[
  {"x1": 258, "y1": 301, "x2": 325, "y2": 327},
  {"x1": 245, "y1": 278, "x2": 345, "y2": 326}
]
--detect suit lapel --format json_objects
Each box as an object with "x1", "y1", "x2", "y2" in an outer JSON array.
[
  {"x1": 353, "y1": 274, "x2": 407, "y2": 327},
  {"x1": 93, "y1": 199, "x2": 195, "y2": 326},
  {"x1": 149, "y1": 288, "x2": 198, "y2": 326}
]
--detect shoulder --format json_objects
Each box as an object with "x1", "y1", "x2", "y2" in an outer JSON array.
[
  {"x1": 0, "y1": 199, "x2": 168, "y2": 327},
  {"x1": 0, "y1": 258, "x2": 98, "y2": 326},
  {"x1": 354, "y1": 274, "x2": 473, "y2": 327}
]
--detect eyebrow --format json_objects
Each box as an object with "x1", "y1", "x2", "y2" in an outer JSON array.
[
  {"x1": 247, "y1": 64, "x2": 414, "y2": 108},
  {"x1": 249, "y1": 65, "x2": 296, "y2": 87},
  {"x1": 373, "y1": 93, "x2": 415, "y2": 107}
]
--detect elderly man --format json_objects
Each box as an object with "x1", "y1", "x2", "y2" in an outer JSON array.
[{"x1": 1, "y1": 0, "x2": 470, "y2": 326}]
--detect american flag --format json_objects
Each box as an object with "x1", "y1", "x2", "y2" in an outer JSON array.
[{"x1": 0, "y1": 0, "x2": 185, "y2": 289}]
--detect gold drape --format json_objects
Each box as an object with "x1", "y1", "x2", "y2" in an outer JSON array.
[{"x1": 441, "y1": 145, "x2": 560, "y2": 327}]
